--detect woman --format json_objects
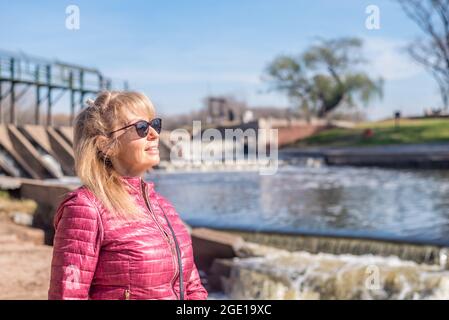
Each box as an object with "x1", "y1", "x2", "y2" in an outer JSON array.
[{"x1": 48, "y1": 91, "x2": 208, "y2": 300}]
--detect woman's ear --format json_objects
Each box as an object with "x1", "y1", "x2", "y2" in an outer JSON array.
[{"x1": 96, "y1": 135, "x2": 114, "y2": 157}]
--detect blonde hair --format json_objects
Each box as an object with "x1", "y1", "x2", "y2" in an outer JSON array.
[{"x1": 73, "y1": 91, "x2": 156, "y2": 219}]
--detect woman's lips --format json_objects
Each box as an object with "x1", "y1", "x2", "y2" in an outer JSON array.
[{"x1": 145, "y1": 146, "x2": 159, "y2": 154}]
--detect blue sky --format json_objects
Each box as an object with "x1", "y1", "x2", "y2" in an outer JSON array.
[{"x1": 0, "y1": 0, "x2": 442, "y2": 120}]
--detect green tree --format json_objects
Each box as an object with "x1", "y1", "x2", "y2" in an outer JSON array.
[{"x1": 264, "y1": 37, "x2": 383, "y2": 118}]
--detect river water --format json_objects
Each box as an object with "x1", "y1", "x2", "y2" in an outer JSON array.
[{"x1": 148, "y1": 163, "x2": 449, "y2": 245}]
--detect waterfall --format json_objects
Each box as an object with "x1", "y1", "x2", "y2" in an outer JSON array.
[{"x1": 215, "y1": 229, "x2": 448, "y2": 266}]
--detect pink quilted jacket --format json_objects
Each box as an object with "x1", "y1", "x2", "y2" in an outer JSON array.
[{"x1": 48, "y1": 175, "x2": 208, "y2": 300}]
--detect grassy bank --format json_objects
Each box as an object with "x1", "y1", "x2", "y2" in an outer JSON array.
[{"x1": 290, "y1": 118, "x2": 449, "y2": 147}]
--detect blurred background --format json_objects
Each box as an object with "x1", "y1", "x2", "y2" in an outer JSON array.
[{"x1": 1, "y1": 0, "x2": 449, "y2": 300}]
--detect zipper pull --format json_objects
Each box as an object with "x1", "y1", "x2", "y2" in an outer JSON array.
[
  {"x1": 164, "y1": 229, "x2": 171, "y2": 243},
  {"x1": 124, "y1": 289, "x2": 130, "y2": 300}
]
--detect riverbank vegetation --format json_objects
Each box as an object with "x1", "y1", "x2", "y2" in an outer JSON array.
[{"x1": 290, "y1": 118, "x2": 449, "y2": 147}]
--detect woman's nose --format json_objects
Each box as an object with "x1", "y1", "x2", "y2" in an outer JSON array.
[{"x1": 147, "y1": 127, "x2": 159, "y2": 140}]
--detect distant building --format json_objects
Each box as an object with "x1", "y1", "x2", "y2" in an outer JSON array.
[{"x1": 206, "y1": 97, "x2": 246, "y2": 125}]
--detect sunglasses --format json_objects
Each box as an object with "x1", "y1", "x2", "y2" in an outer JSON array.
[{"x1": 109, "y1": 118, "x2": 162, "y2": 138}]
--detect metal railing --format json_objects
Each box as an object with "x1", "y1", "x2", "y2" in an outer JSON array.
[{"x1": 0, "y1": 49, "x2": 129, "y2": 125}]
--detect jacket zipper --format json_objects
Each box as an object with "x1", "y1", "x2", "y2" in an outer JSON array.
[
  {"x1": 140, "y1": 179, "x2": 180, "y2": 299},
  {"x1": 141, "y1": 179, "x2": 171, "y2": 242}
]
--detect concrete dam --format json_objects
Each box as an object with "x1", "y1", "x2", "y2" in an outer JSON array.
[{"x1": 0, "y1": 124, "x2": 74, "y2": 179}]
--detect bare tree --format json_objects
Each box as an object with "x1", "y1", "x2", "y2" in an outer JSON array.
[{"x1": 397, "y1": 0, "x2": 449, "y2": 109}]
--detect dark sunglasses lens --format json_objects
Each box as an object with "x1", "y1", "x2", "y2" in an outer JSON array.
[
  {"x1": 135, "y1": 121, "x2": 150, "y2": 137},
  {"x1": 150, "y1": 118, "x2": 162, "y2": 134}
]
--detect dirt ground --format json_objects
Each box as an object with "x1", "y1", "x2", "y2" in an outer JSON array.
[
  {"x1": 0, "y1": 234, "x2": 52, "y2": 299},
  {"x1": 0, "y1": 194, "x2": 51, "y2": 300}
]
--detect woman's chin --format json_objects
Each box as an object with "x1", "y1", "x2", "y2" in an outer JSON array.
[{"x1": 146, "y1": 156, "x2": 160, "y2": 168}]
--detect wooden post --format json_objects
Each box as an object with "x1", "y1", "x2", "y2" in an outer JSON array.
[
  {"x1": 69, "y1": 70, "x2": 75, "y2": 125},
  {"x1": 35, "y1": 65, "x2": 40, "y2": 125},
  {"x1": 79, "y1": 70, "x2": 85, "y2": 108},
  {"x1": 10, "y1": 58, "x2": 16, "y2": 125},
  {"x1": 46, "y1": 65, "x2": 52, "y2": 126}
]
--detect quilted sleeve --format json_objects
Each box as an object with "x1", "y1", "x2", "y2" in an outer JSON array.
[{"x1": 48, "y1": 195, "x2": 103, "y2": 300}]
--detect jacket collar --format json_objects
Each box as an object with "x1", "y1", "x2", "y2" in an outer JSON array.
[{"x1": 119, "y1": 175, "x2": 155, "y2": 195}]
